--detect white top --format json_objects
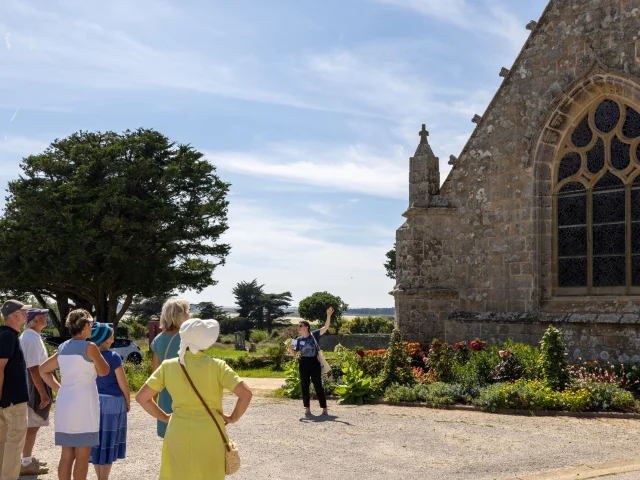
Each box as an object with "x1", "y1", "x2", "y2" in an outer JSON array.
[{"x1": 19, "y1": 328, "x2": 48, "y2": 369}]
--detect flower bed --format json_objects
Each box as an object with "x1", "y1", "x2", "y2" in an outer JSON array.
[{"x1": 276, "y1": 325, "x2": 640, "y2": 414}]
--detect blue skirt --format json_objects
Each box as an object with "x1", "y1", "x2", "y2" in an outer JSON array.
[{"x1": 90, "y1": 395, "x2": 127, "y2": 465}]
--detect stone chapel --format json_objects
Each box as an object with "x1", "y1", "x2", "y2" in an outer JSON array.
[{"x1": 394, "y1": 0, "x2": 640, "y2": 362}]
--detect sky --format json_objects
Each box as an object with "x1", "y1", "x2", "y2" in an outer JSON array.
[{"x1": 0, "y1": 0, "x2": 549, "y2": 308}]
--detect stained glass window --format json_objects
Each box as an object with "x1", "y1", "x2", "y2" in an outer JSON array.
[{"x1": 556, "y1": 99, "x2": 640, "y2": 293}]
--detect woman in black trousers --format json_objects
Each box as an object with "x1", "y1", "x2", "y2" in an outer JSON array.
[{"x1": 289, "y1": 307, "x2": 333, "y2": 415}]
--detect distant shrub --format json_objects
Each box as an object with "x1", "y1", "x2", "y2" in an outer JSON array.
[
  {"x1": 249, "y1": 330, "x2": 269, "y2": 344},
  {"x1": 129, "y1": 321, "x2": 147, "y2": 339},
  {"x1": 218, "y1": 317, "x2": 251, "y2": 335},
  {"x1": 115, "y1": 325, "x2": 130, "y2": 338},
  {"x1": 346, "y1": 316, "x2": 394, "y2": 334},
  {"x1": 218, "y1": 334, "x2": 235, "y2": 345}
]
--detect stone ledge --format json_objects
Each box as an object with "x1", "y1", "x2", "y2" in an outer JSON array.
[
  {"x1": 448, "y1": 311, "x2": 640, "y2": 325},
  {"x1": 392, "y1": 287, "x2": 458, "y2": 298},
  {"x1": 402, "y1": 205, "x2": 457, "y2": 218}
]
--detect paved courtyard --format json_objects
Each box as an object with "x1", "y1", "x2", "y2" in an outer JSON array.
[{"x1": 20, "y1": 394, "x2": 640, "y2": 480}]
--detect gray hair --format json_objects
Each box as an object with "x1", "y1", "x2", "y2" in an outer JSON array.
[{"x1": 160, "y1": 298, "x2": 191, "y2": 331}]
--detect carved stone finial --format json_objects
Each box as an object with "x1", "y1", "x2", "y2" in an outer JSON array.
[
  {"x1": 472, "y1": 114, "x2": 483, "y2": 124},
  {"x1": 526, "y1": 20, "x2": 537, "y2": 31},
  {"x1": 448, "y1": 155, "x2": 458, "y2": 166},
  {"x1": 419, "y1": 124, "x2": 429, "y2": 142},
  {"x1": 499, "y1": 67, "x2": 510, "y2": 78}
]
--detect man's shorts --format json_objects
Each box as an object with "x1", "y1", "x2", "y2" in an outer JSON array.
[{"x1": 27, "y1": 407, "x2": 49, "y2": 428}]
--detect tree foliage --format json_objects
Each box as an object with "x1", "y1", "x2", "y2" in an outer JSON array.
[
  {"x1": 0, "y1": 129, "x2": 230, "y2": 331},
  {"x1": 260, "y1": 292, "x2": 292, "y2": 334},
  {"x1": 232, "y1": 279, "x2": 264, "y2": 328},
  {"x1": 384, "y1": 243, "x2": 396, "y2": 280},
  {"x1": 195, "y1": 302, "x2": 228, "y2": 321},
  {"x1": 128, "y1": 295, "x2": 174, "y2": 325},
  {"x1": 298, "y1": 291, "x2": 348, "y2": 330}
]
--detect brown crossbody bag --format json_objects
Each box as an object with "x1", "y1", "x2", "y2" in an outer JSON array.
[{"x1": 179, "y1": 363, "x2": 241, "y2": 475}]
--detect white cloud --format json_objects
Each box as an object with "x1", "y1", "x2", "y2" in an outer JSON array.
[
  {"x1": 187, "y1": 202, "x2": 396, "y2": 307},
  {"x1": 209, "y1": 143, "x2": 408, "y2": 199},
  {"x1": 4, "y1": 34, "x2": 10, "y2": 50},
  {"x1": 308, "y1": 203, "x2": 334, "y2": 217},
  {"x1": 376, "y1": 0, "x2": 529, "y2": 52}
]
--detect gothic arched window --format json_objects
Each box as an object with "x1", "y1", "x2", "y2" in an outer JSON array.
[{"x1": 555, "y1": 98, "x2": 640, "y2": 295}]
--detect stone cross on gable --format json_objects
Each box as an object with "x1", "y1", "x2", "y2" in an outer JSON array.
[{"x1": 419, "y1": 124, "x2": 429, "y2": 143}]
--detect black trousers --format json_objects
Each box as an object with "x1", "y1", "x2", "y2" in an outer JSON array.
[{"x1": 299, "y1": 356, "x2": 327, "y2": 408}]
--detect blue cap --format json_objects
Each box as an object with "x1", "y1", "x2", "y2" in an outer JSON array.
[{"x1": 89, "y1": 322, "x2": 114, "y2": 345}]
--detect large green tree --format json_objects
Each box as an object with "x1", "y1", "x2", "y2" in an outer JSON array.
[
  {"x1": 260, "y1": 292, "x2": 292, "y2": 334},
  {"x1": 232, "y1": 279, "x2": 264, "y2": 328},
  {"x1": 0, "y1": 129, "x2": 230, "y2": 332},
  {"x1": 298, "y1": 291, "x2": 348, "y2": 330}
]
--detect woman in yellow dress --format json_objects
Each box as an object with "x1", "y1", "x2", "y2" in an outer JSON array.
[{"x1": 136, "y1": 319, "x2": 252, "y2": 480}]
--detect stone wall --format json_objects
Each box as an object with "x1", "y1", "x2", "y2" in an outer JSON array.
[
  {"x1": 319, "y1": 334, "x2": 391, "y2": 351},
  {"x1": 445, "y1": 312, "x2": 640, "y2": 363},
  {"x1": 394, "y1": 0, "x2": 640, "y2": 359}
]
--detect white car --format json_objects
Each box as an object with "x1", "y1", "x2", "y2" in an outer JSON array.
[
  {"x1": 111, "y1": 338, "x2": 143, "y2": 364},
  {"x1": 43, "y1": 335, "x2": 143, "y2": 364}
]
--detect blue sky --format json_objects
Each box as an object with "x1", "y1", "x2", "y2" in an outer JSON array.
[{"x1": 0, "y1": 0, "x2": 548, "y2": 308}]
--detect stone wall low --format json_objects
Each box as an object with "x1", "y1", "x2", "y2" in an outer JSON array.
[
  {"x1": 319, "y1": 334, "x2": 391, "y2": 351},
  {"x1": 444, "y1": 312, "x2": 640, "y2": 363}
]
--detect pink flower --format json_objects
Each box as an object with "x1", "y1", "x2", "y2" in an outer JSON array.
[{"x1": 499, "y1": 350, "x2": 505, "y2": 358}]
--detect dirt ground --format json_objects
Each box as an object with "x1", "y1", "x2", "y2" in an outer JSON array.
[{"x1": 18, "y1": 390, "x2": 640, "y2": 480}]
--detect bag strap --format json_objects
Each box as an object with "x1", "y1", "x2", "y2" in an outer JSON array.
[
  {"x1": 162, "y1": 333, "x2": 178, "y2": 362},
  {"x1": 310, "y1": 332, "x2": 322, "y2": 357},
  {"x1": 179, "y1": 362, "x2": 231, "y2": 452}
]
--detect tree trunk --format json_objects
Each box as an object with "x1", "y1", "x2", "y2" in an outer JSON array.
[{"x1": 114, "y1": 294, "x2": 133, "y2": 329}]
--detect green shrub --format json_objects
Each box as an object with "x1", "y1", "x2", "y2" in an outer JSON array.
[
  {"x1": 123, "y1": 355, "x2": 153, "y2": 392},
  {"x1": 218, "y1": 334, "x2": 235, "y2": 345},
  {"x1": 280, "y1": 361, "x2": 301, "y2": 398},
  {"x1": 501, "y1": 340, "x2": 541, "y2": 380},
  {"x1": 41, "y1": 328, "x2": 56, "y2": 336},
  {"x1": 360, "y1": 352, "x2": 386, "y2": 378},
  {"x1": 452, "y1": 348, "x2": 500, "y2": 389},
  {"x1": 249, "y1": 330, "x2": 269, "y2": 344},
  {"x1": 374, "y1": 329, "x2": 413, "y2": 394},
  {"x1": 346, "y1": 316, "x2": 394, "y2": 334},
  {"x1": 128, "y1": 321, "x2": 147, "y2": 339},
  {"x1": 492, "y1": 348, "x2": 525, "y2": 382},
  {"x1": 265, "y1": 343, "x2": 288, "y2": 370},
  {"x1": 539, "y1": 326, "x2": 570, "y2": 390},
  {"x1": 421, "y1": 382, "x2": 469, "y2": 406},
  {"x1": 335, "y1": 363, "x2": 372, "y2": 405},
  {"x1": 218, "y1": 317, "x2": 251, "y2": 335},
  {"x1": 384, "y1": 383, "x2": 425, "y2": 402},
  {"x1": 426, "y1": 339, "x2": 453, "y2": 382},
  {"x1": 116, "y1": 324, "x2": 130, "y2": 338},
  {"x1": 222, "y1": 354, "x2": 270, "y2": 370}
]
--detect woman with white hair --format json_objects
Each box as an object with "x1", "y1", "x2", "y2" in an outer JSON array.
[
  {"x1": 136, "y1": 319, "x2": 252, "y2": 480},
  {"x1": 148, "y1": 298, "x2": 190, "y2": 438}
]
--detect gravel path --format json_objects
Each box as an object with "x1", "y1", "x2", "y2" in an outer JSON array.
[{"x1": 19, "y1": 395, "x2": 640, "y2": 480}]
